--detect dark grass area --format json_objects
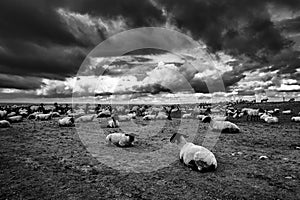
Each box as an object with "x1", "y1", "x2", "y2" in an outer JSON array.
[{"x1": 0, "y1": 115, "x2": 300, "y2": 200}]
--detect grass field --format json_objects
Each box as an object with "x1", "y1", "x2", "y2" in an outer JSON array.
[{"x1": 0, "y1": 102, "x2": 300, "y2": 199}]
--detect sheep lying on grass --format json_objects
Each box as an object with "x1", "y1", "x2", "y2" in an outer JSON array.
[
  {"x1": 170, "y1": 132, "x2": 217, "y2": 172},
  {"x1": 106, "y1": 133, "x2": 137, "y2": 147},
  {"x1": 143, "y1": 114, "x2": 156, "y2": 120},
  {"x1": 7, "y1": 116, "x2": 23, "y2": 123},
  {"x1": 182, "y1": 113, "x2": 193, "y2": 119},
  {"x1": 291, "y1": 116, "x2": 300, "y2": 122},
  {"x1": 0, "y1": 120, "x2": 11, "y2": 128},
  {"x1": 75, "y1": 114, "x2": 97, "y2": 123},
  {"x1": 58, "y1": 117, "x2": 75, "y2": 127},
  {"x1": 202, "y1": 116, "x2": 240, "y2": 133}
]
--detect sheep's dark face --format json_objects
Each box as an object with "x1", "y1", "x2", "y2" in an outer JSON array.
[
  {"x1": 170, "y1": 133, "x2": 181, "y2": 143},
  {"x1": 202, "y1": 116, "x2": 212, "y2": 123}
]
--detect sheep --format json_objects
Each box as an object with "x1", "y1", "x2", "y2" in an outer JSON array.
[
  {"x1": 75, "y1": 114, "x2": 97, "y2": 123},
  {"x1": 107, "y1": 116, "x2": 120, "y2": 128},
  {"x1": 106, "y1": 133, "x2": 137, "y2": 147},
  {"x1": 0, "y1": 110, "x2": 7, "y2": 119},
  {"x1": 242, "y1": 108, "x2": 260, "y2": 121},
  {"x1": 97, "y1": 110, "x2": 111, "y2": 118},
  {"x1": 27, "y1": 112, "x2": 43, "y2": 120},
  {"x1": 170, "y1": 132, "x2": 217, "y2": 172},
  {"x1": 58, "y1": 117, "x2": 75, "y2": 127},
  {"x1": 182, "y1": 113, "x2": 193, "y2": 119},
  {"x1": 196, "y1": 114, "x2": 206, "y2": 120},
  {"x1": 7, "y1": 115, "x2": 23, "y2": 123},
  {"x1": 212, "y1": 116, "x2": 228, "y2": 121},
  {"x1": 155, "y1": 112, "x2": 168, "y2": 120},
  {"x1": 291, "y1": 116, "x2": 300, "y2": 122},
  {"x1": 203, "y1": 116, "x2": 240, "y2": 133},
  {"x1": 0, "y1": 120, "x2": 11, "y2": 128},
  {"x1": 7, "y1": 112, "x2": 16, "y2": 118},
  {"x1": 50, "y1": 112, "x2": 60, "y2": 118},
  {"x1": 282, "y1": 110, "x2": 292, "y2": 115},
  {"x1": 118, "y1": 115, "x2": 132, "y2": 121},
  {"x1": 264, "y1": 116, "x2": 278, "y2": 124},
  {"x1": 35, "y1": 113, "x2": 52, "y2": 121},
  {"x1": 127, "y1": 112, "x2": 136, "y2": 119},
  {"x1": 143, "y1": 114, "x2": 156, "y2": 120}
]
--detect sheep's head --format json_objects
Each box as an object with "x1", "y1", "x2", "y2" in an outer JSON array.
[
  {"x1": 202, "y1": 116, "x2": 212, "y2": 123},
  {"x1": 170, "y1": 133, "x2": 188, "y2": 144}
]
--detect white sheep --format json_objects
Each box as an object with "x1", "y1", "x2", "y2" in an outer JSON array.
[
  {"x1": 170, "y1": 132, "x2": 217, "y2": 172},
  {"x1": 35, "y1": 113, "x2": 52, "y2": 121},
  {"x1": 182, "y1": 113, "x2": 193, "y2": 119},
  {"x1": 0, "y1": 110, "x2": 7, "y2": 119},
  {"x1": 118, "y1": 115, "x2": 132, "y2": 121},
  {"x1": 58, "y1": 117, "x2": 74, "y2": 127},
  {"x1": 75, "y1": 114, "x2": 97, "y2": 123},
  {"x1": 282, "y1": 110, "x2": 292, "y2": 114},
  {"x1": 196, "y1": 114, "x2": 206, "y2": 120},
  {"x1": 156, "y1": 112, "x2": 168, "y2": 120},
  {"x1": 143, "y1": 114, "x2": 156, "y2": 120},
  {"x1": 106, "y1": 133, "x2": 137, "y2": 147},
  {"x1": 264, "y1": 116, "x2": 278, "y2": 123},
  {"x1": 291, "y1": 116, "x2": 300, "y2": 122},
  {"x1": 7, "y1": 112, "x2": 16, "y2": 117},
  {"x1": 203, "y1": 116, "x2": 240, "y2": 133},
  {"x1": 107, "y1": 116, "x2": 120, "y2": 128},
  {"x1": 7, "y1": 115, "x2": 23, "y2": 123},
  {"x1": 0, "y1": 120, "x2": 11, "y2": 128},
  {"x1": 212, "y1": 116, "x2": 228, "y2": 121}
]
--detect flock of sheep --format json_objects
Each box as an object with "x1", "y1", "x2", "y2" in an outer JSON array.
[{"x1": 0, "y1": 102, "x2": 299, "y2": 173}]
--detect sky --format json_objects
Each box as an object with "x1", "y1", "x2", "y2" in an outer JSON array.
[{"x1": 1, "y1": 0, "x2": 300, "y2": 103}]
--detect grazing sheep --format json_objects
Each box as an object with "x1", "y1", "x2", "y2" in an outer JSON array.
[
  {"x1": 143, "y1": 114, "x2": 156, "y2": 120},
  {"x1": 0, "y1": 120, "x2": 11, "y2": 128},
  {"x1": 182, "y1": 113, "x2": 193, "y2": 119},
  {"x1": 282, "y1": 110, "x2": 292, "y2": 115},
  {"x1": 170, "y1": 132, "x2": 217, "y2": 172},
  {"x1": 75, "y1": 114, "x2": 97, "y2": 123},
  {"x1": 58, "y1": 117, "x2": 75, "y2": 127},
  {"x1": 107, "y1": 116, "x2": 120, "y2": 128},
  {"x1": 291, "y1": 116, "x2": 300, "y2": 122},
  {"x1": 7, "y1": 115, "x2": 23, "y2": 123},
  {"x1": 203, "y1": 116, "x2": 240, "y2": 133},
  {"x1": 106, "y1": 133, "x2": 137, "y2": 147}
]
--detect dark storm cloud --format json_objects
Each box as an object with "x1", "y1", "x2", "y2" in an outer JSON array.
[
  {"x1": 157, "y1": 0, "x2": 300, "y2": 55},
  {"x1": 0, "y1": 0, "x2": 86, "y2": 47},
  {"x1": 276, "y1": 16, "x2": 300, "y2": 33},
  {"x1": 67, "y1": 0, "x2": 165, "y2": 27},
  {"x1": 0, "y1": 74, "x2": 44, "y2": 90}
]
